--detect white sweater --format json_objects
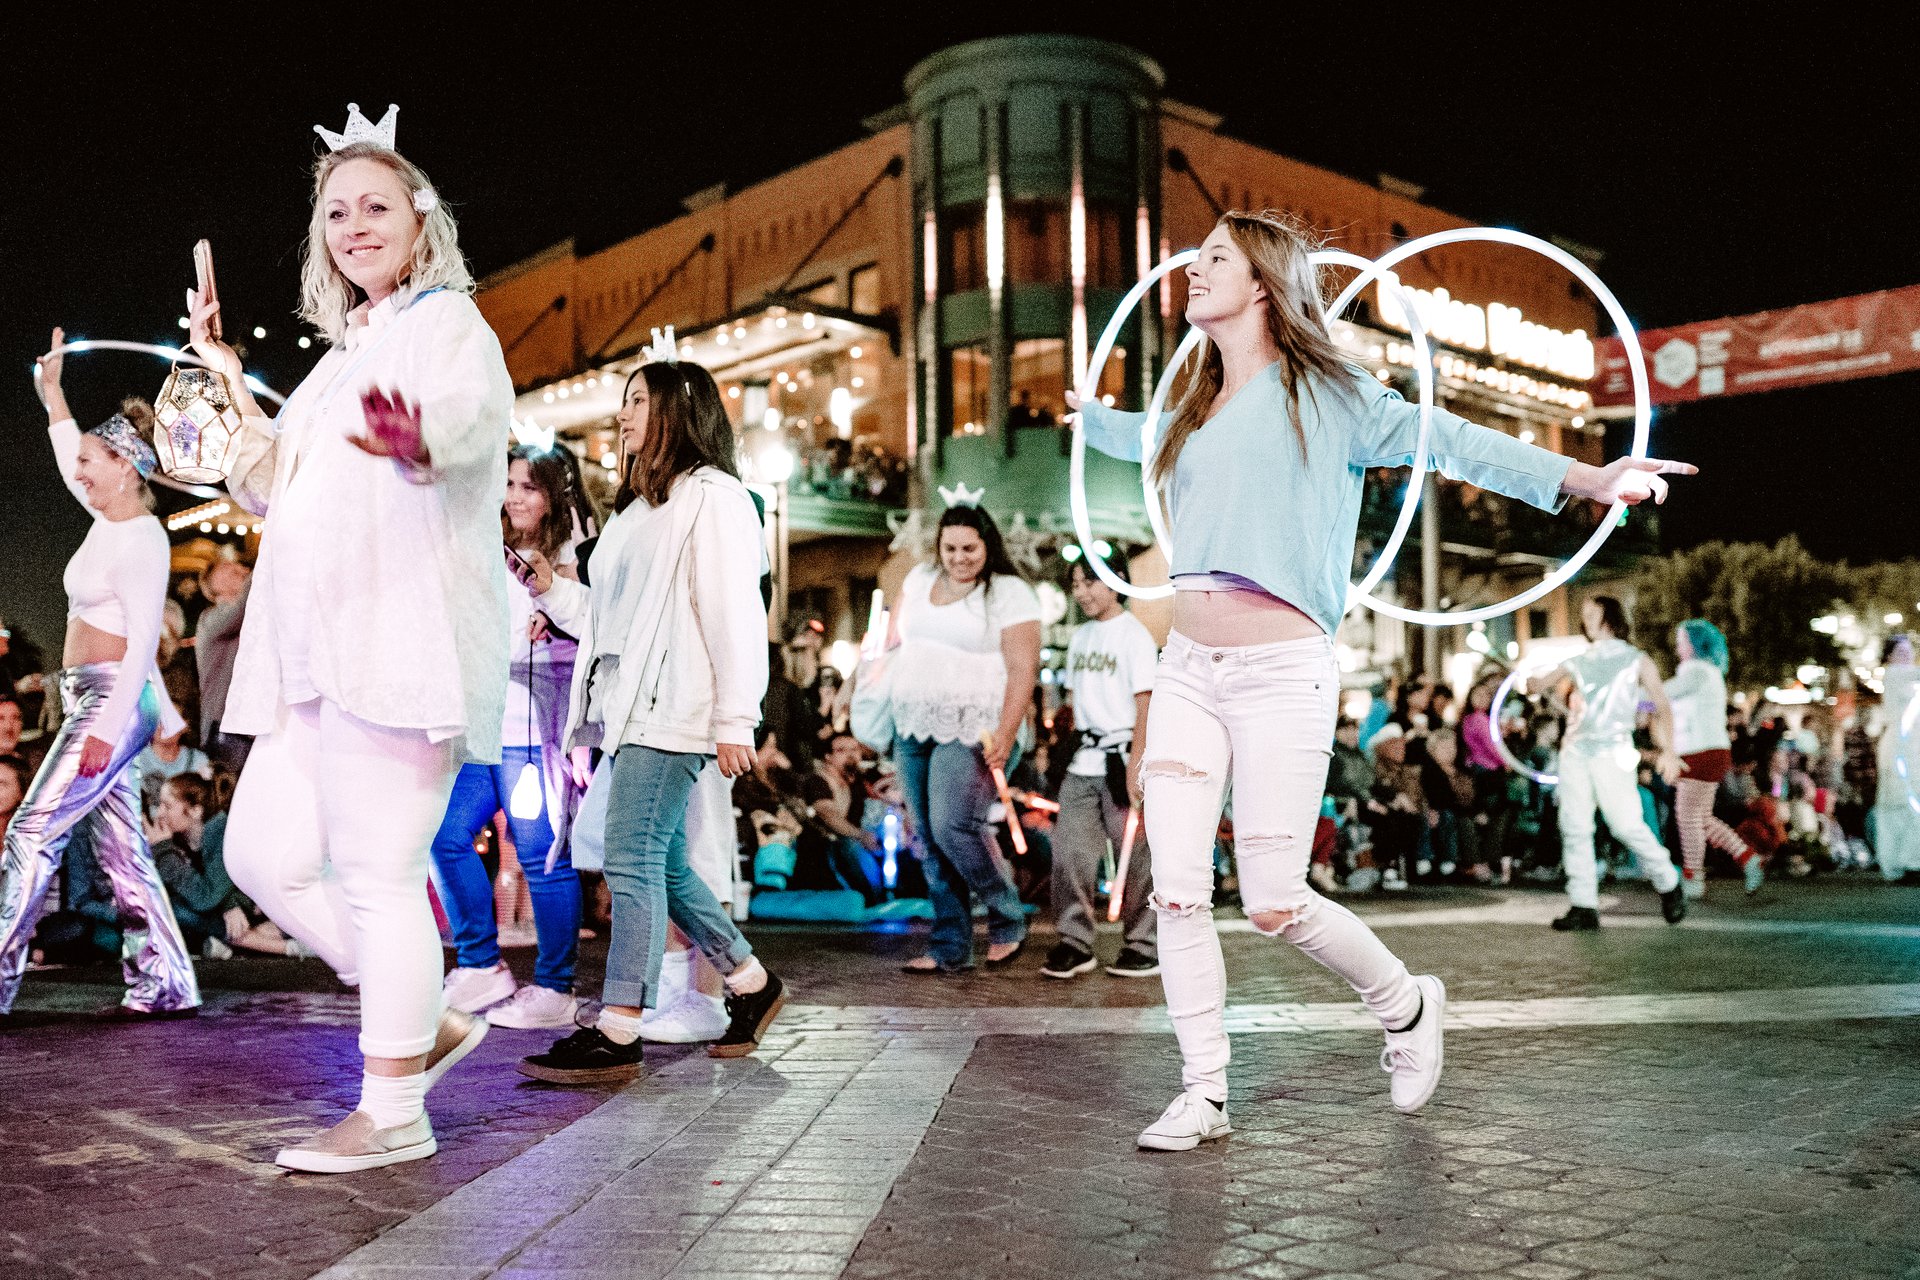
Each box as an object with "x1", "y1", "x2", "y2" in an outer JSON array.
[
  {"x1": 223, "y1": 290, "x2": 512, "y2": 762},
  {"x1": 1665, "y1": 657, "x2": 1732, "y2": 757},
  {"x1": 536, "y1": 467, "x2": 768, "y2": 755}
]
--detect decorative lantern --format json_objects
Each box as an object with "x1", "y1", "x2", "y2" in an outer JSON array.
[{"x1": 152, "y1": 363, "x2": 243, "y2": 484}]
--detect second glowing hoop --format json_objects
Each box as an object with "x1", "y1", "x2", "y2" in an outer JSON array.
[
  {"x1": 1489, "y1": 662, "x2": 1560, "y2": 786},
  {"x1": 33, "y1": 338, "x2": 287, "y2": 408}
]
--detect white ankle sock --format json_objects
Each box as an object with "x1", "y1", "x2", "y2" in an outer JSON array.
[
  {"x1": 724, "y1": 956, "x2": 767, "y2": 995},
  {"x1": 358, "y1": 1072, "x2": 427, "y2": 1129},
  {"x1": 597, "y1": 1007, "x2": 645, "y2": 1044}
]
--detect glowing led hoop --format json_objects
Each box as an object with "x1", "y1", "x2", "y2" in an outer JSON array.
[
  {"x1": 1333, "y1": 228, "x2": 1651, "y2": 626},
  {"x1": 32, "y1": 339, "x2": 287, "y2": 408},
  {"x1": 1070, "y1": 250, "x2": 1438, "y2": 605},
  {"x1": 1489, "y1": 662, "x2": 1559, "y2": 786}
]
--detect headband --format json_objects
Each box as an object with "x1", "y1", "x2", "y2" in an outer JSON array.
[{"x1": 88, "y1": 414, "x2": 158, "y2": 478}]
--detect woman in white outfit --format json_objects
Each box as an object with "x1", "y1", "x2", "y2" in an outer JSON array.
[
  {"x1": 0, "y1": 337, "x2": 199, "y2": 1018},
  {"x1": 188, "y1": 111, "x2": 512, "y2": 1172},
  {"x1": 1073, "y1": 210, "x2": 1695, "y2": 1150},
  {"x1": 1874, "y1": 634, "x2": 1920, "y2": 879}
]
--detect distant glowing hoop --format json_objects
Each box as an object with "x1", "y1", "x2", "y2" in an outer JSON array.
[{"x1": 1490, "y1": 663, "x2": 1560, "y2": 786}]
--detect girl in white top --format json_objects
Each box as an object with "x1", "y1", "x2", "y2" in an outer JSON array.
[
  {"x1": 1874, "y1": 635, "x2": 1920, "y2": 880},
  {"x1": 514, "y1": 358, "x2": 785, "y2": 1084},
  {"x1": 1666, "y1": 620, "x2": 1759, "y2": 898},
  {"x1": 187, "y1": 124, "x2": 512, "y2": 1173},
  {"x1": 886, "y1": 503, "x2": 1043, "y2": 973},
  {"x1": 0, "y1": 336, "x2": 199, "y2": 1018}
]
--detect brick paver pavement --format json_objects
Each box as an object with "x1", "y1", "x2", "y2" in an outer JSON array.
[{"x1": 4, "y1": 877, "x2": 1918, "y2": 1279}]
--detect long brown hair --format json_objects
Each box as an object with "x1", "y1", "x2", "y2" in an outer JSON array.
[
  {"x1": 615, "y1": 360, "x2": 740, "y2": 511},
  {"x1": 503, "y1": 444, "x2": 577, "y2": 557},
  {"x1": 1150, "y1": 210, "x2": 1356, "y2": 489}
]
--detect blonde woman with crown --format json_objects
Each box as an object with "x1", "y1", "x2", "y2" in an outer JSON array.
[{"x1": 186, "y1": 104, "x2": 512, "y2": 1172}]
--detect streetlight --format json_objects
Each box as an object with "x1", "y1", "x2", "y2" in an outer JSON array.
[{"x1": 759, "y1": 442, "x2": 795, "y2": 637}]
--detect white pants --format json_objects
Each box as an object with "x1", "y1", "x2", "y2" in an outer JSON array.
[
  {"x1": 226, "y1": 698, "x2": 460, "y2": 1059},
  {"x1": 1556, "y1": 746, "x2": 1680, "y2": 909},
  {"x1": 1144, "y1": 633, "x2": 1421, "y2": 1099}
]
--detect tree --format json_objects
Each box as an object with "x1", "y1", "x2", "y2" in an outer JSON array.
[{"x1": 1631, "y1": 537, "x2": 1849, "y2": 695}]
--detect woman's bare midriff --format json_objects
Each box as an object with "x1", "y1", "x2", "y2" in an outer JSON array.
[
  {"x1": 64, "y1": 619, "x2": 129, "y2": 669},
  {"x1": 1173, "y1": 587, "x2": 1323, "y2": 647}
]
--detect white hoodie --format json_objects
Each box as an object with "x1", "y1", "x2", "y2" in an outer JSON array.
[{"x1": 536, "y1": 467, "x2": 767, "y2": 755}]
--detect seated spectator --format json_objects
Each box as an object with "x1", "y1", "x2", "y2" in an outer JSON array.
[
  {"x1": 135, "y1": 702, "x2": 213, "y2": 816},
  {"x1": 1365, "y1": 725, "x2": 1428, "y2": 889},
  {"x1": 0, "y1": 692, "x2": 46, "y2": 777},
  {"x1": 149, "y1": 774, "x2": 306, "y2": 960},
  {"x1": 799, "y1": 733, "x2": 886, "y2": 904},
  {"x1": 1328, "y1": 717, "x2": 1375, "y2": 811},
  {"x1": 1420, "y1": 726, "x2": 1480, "y2": 879},
  {"x1": 0, "y1": 754, "x2": 25, "y2": 836}
]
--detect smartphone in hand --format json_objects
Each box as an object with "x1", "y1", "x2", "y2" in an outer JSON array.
[
  {"x1": 194, "y1": 240, "x2": 221, "y2": 341},
  {"x1": 505, "y1": 544, "x2": 540, "y2": 590}
]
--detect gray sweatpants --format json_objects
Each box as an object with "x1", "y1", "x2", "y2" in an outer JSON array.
[{"x1": 1052, "y1": 771, "x2": 1156, "y2": 958}]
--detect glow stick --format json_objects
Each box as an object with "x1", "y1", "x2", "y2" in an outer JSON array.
[
  {"x1": 977, "y1": 730, "x2": 1028, "y2": 855},
  {"x1": 1489, "y1": 662, "x2": 1562, "y2": 786},
  {"x1": 1107, "y1": 807, "x2": 1141, "y2": 922}
]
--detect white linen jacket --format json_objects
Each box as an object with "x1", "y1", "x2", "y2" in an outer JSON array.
[
  {"x1": 223, "y1": 290, "x2": 512, "y2": 762},
  {"x1": 535, "y1": 467, "x2": 768, "y2": 756}
]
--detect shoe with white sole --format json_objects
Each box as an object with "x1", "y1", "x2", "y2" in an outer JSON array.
[
  {"x1": 275, "y1": 1111, "x2": 435, "y2": 1173},
  {"x1": 640, "y1": 991, "x2": 729, "y2": 1043},
  {"x1": 1681, "y1": 874, "x2": 1706, "y2": 902},
  {"x1": 1744, "y1": 854, "x2": 1766, "y2": 895},
  {"x1": 1381, "y1": 974, "x2": 1446, "y2": 1113},
  {"x1": 1137, "y1": 1091, "x2": 1232, "y2": 1151},
  {"x1": 423, "y1": 1009, "x2": 488, "y2": 1091},
  {"x1": 486, "y1": 985, "x2": 580, "y2": 1030},
  {"x1": 442, "y1": 963, "x2": 517, "y2": 1014}
]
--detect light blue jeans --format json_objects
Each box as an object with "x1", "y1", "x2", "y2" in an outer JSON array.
[
  {"x1": 427, "y1": 747, "x2": 580, "y2": 993},
  {"x1": 602, "y1": 745, "x2": 753, "y2": 1009},
  {"x1": 894, "y1": 735, "x2": 1026, "y2": 967}
]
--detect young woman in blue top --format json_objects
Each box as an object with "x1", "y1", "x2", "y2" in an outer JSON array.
[{"x1": 1071, "y1": 210, "x2": 1695, "y2": 1150}]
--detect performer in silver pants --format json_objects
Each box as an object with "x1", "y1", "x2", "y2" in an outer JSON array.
[{"x1": 0, "y1": 663, "x2": 201, "y2": 1015}]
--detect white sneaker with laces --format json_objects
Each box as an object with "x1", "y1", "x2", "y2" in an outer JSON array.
[
  {"x1": 1381, "y1": 974, "x2": 1446, "y2": 1113},
  {"x1": 1137, "y1": 1092, "x2": 1232, "y2": 1151},
  {"x1": 485, "y1": 984, "x2": 580, "y2": 1029},
  {"x1": 640, "y1": 991, "x2": 729, "y2": 1043},
  {"x1": 443, "y1": 963, "x2": 517, "y2": 1014}
]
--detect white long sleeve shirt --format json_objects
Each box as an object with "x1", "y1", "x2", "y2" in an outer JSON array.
[
  {"x1": 48, "y1": 418, "x2": 188, "y2": 745},
  {"x1": 222, "y1": 289, "x2": 512, "y2": 762},
  {"x1": 536, "y1": 467, "x2": 768, "y2": 755},
  {"x1": 1664, "y1": 657, "x2": 1732, "y2": 757}
]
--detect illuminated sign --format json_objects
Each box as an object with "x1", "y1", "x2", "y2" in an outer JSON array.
[{"x1": 1375, "y1": 271, "x2": 1596, "y2": 380}]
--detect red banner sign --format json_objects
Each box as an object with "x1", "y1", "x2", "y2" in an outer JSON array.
[{"x1": 1592, "y1": 284, "x2": 1920, "y2": 406}]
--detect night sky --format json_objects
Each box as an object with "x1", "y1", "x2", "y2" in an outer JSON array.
[{"x1": 4, "y1": 7, "x2": 1917, "y2": 655}]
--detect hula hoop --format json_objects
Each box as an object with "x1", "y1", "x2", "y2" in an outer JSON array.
[
  {"x1": 1489, "y1": 662, "x2": 1560, "y2": 786},
  {"x1": 1328, "y1": 227, "x2": 1650, "y2": 626}
]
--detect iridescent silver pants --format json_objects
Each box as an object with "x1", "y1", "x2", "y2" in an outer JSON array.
[{"x1": 0, "y1": 663, "x2": 201, "y2": 1014}]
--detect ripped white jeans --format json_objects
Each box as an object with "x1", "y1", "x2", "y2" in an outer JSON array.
[{"x1": 1144, "y1": 632, "x2": 1421, "y2": 1099}]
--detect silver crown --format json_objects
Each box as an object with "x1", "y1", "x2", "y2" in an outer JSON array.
[
  {"x1": 642, "y1": 325, "x2": 679, "y2": 364},
  {"x1": 937, "y1": 482, "x2": 985, "y2": 508},
  {"x1": 315, "y1": 102, "x2": 399, "y2": 151}
]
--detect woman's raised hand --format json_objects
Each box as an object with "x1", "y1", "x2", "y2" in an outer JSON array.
[
  {"x1": 187, "y1": 288, "x2": 243, "y2": 382},
  {"x1": 36, "y1": 327, "x2": 65, "y2": 393},
  {"x1": 352, "y1": 387, "x2": 431, "y2": 473}
]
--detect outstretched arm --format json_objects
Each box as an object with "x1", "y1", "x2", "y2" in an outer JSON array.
[{"x1": 1064, "y1": 390, "x2": 1151, "y2": 464}]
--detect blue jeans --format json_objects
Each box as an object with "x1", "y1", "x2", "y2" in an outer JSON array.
[
  {"x1": 427, "y1": 747, "x2": 580, "y2": 993},
  {"x1": 894, "y1": 735, "x2": 1027, "y2": 967},
  {"x1": 602, "y1": 745, "x2": 753, "y2": 1009}
]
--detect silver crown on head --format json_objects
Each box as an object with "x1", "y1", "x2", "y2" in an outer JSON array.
[
  {"x1": 315, "y1": 102, "x2": 399, "y2": 151},
  {"x1": 937, "y1": 482, "x2": 985, "y2": 509},
  {"x1": 642, "y1": 326, "x2": 680, "y2": 365}
]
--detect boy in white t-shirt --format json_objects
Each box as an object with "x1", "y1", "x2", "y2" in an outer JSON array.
[{"x1": 1042, "y1": 551, "x2": 1160, "y2": 979}]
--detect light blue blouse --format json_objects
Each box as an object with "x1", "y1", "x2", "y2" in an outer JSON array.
[{"x1": 1079, "y1": 363, "x2": 1575, "y2": 636}]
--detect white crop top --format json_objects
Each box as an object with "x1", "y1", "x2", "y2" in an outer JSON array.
[{"x1": 51, "y1": 418, "x2": 183, "y2": 745}]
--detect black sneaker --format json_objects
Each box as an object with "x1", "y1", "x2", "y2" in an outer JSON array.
[
  {"x1": 1104, "y1": 948, "x2": 1161, "y2": 978},
  {"x1": 1040, "y1": 943, "x2": 1097, "y2": 980},
  {"x1": 709, "y1": 972, "x2": 787, "y2": 1059},
  {"x1": 518, "y1": 1025, "x2": 643, "y2": 1084},
  {"x1": 1551, "y1": 907, "x2": 1601, "y2": 932},
  {"x1": 1660, "y1": 883, "x2": 1688, "y2": 925}
]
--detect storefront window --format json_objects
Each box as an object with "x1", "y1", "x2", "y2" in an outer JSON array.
[
  {"x1": 949, "y1": 343, "x2": 990, "y2": 435},
  {"x1": 1006, "y1": 199, "x2": 1068, "y2": 285},
  {"x1": 942, "y1": 203, "x2": 986, "y2": 293},
  {"x1": 1009, "y1": 339, "x2": 1066, "y2": 427}
]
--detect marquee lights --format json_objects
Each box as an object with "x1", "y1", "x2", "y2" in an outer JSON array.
[{"x1": 1374, "y1": 270, "x2": 1596, "y2": 380}]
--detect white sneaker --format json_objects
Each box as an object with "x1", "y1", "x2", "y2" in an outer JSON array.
[
  {"x1": 640, "y1": 991, "x2": 729, "y2": 1043},
  {"x1": 201, "y1": 936, "x2": 234, "y2": 961},
  {"x1": 1381, "y1": 974, "x2": 1446, "y2": 1113},
  {"x1": 1137, "y1": 1092, "x2": 1232, "y2": 1151},
  {"x1": 275, "y1": 1110, "x2": 435, "y2": 1174},
  {"x1": 1682, "y1": 875, "x2": 1707, "y2": 902},
  {"x1": 442, "y1": 963, "x2": 517, "y2": 1014},
  {"x1": 485, "y1": 984, "x2": 580, "y2": 1029}
]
